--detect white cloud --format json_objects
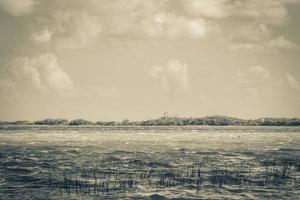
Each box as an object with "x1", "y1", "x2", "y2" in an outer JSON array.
[
  {"x1": 150, "y1": 59, "x2": 189, "y2": 94},
  {"x1": 0, "y1": 54, "x2": 73, "y2": 93},
  {"x1": 180, "y1": 0, "x2": 228, "y2": 18},
  {"x1": 229, "y1": 35, "x2": 298, "y2": 52},
  {"x1": 0, "y1": 57, "x2": 44, "y2": 92},
  {"x1": 233, "y1": 66, "x2": 300, "y2": 98},
  {"x1": 231, "y1": 0, "x2": 291, "y2": 25},
  {"x1": 32, "y1": 54, "x2": 73, "y2": 91},
  {"x1": 0, "y1": 54, "x2": 119, "y2": 99},
  {"x1": 0, "y1": 0, "x2": 35, "y2": 16},
  {"x1": 4, "y1": 0, "x2": 296, "y2": 52},
  {"x1": 1, "y1": 0, "x2": 299, "y2": 48},
  {"x1": 148, "y1": 13, "x2": 208, "y2": 39},
  {"x1": 53, "y1": 11, "x2": 102, "y2": 49},
  {"x1": 233, "y1": 66, "x2": 272, "y2": 88},
  {"x1": 25, "y1": 0, "x2": 212, "y2": 51},
  {"x1": 178, "y1": 0, "x2": 297, "y2": 25},
  {"x1": 286, "y1": 74, "x2": 300, "y2": 91},
  {"x1": 32, "y1": 27, "x2": 52, "y2": 43},
  {"x1": 233, "y1": 66, "x2": 275, "y2": 97},
  {"x1": 229, "y1": 43, "x2": 264, "y2": 52},
  {"x1": 93, "y1": 86, "x2": 118, "y2": 98},
  {"x1": 269, "y1": 36, "x2": 298, "y2": 49},
  {"x1": 224, "y1": 1, "x2": 300, "y2": 52},
  {"x1": 250, "y1": 66, "x2": 271, "y2": 80},
  {"x1": 232, "y1": 71, "x2": 250, "y2": 85},
  {"x1": 229, "y1": 24, "x2": 271, "y2": 42}
]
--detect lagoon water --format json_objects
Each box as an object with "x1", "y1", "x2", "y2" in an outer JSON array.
[{"x1": 0, "y1": 126, "x2": 300, "y2": 199}]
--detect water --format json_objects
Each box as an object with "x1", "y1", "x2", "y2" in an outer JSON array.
[{"x1": 0, "y1": 126, "x2": 300, "y2": 199}]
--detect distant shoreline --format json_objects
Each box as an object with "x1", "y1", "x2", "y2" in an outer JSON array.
[
  {"x1": 1, "y1": 125, "x2": 300, "y2": 133},
  {"x1": 1, "y1": 115, "x2": 300, "y2": 126}
]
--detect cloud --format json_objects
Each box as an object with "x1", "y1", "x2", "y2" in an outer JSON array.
[
  {"x1": 0, "y1": 0, "x2": 35, "y2": 16},
  {"x1": 150, "y1": 59, "x2": 189, "y2": 94},
  {"x1": 233, "y1": 66, "x2": 300, "y2": 98},
  {"x1": 12, "y1": 0, "x2": 213, "y2": 51},
  {"x1": 229, "y1": 43, "x2": 264, "y2": 52},
  {"x1": 142, "y1": 13, "x2": 209, "y2": 39},
  {"x1": 32, "y1": 54, "x2": 74, "y2": 91},
  {"x1": 1, "y1": 0, "x2": 297, "y2": 52},
  {"x1": 229, "y1": 0, "x2": 292, "y2": 25},
  {"x1": 229, "y1": 35, "x2": 298, "y2": 52},
  {"x1": 232, "y1": 71, "x2": 250, "y2": 85},
  {"x1": 233, "y1": 66, "x2": 274, "y2": 97},
  {"x1": 269, "y1": 36, "x2": 299, "y2": 49},
  {"x1": 178, "y1": 0, "x2": 228, "y2": 18},
  {"x1": 224, "y1": 1, "x2": 300, "y2": 52},
  {"x1": 286, "y1": 74, "x2": 300, "y2": 91},
  {"x1": 53, "y1": 11, "x2": 102, "y2": 49},
  {"x1": 229, "y1": 24, "x2": 271, "y2": 42},
  {"x1": 32, "y1": 27, "x2": 53, "y2": 43},
  {"x1": 177, "y1": 0, "x2": 297, "y2": 25},
  {"x1": 250, "y1": 66, "x2": 271, "y2": 80},
  {"x1": 0, "y1": 54, "x2": 73, "y2": 93},
  {"x1": 233, "y1": 66, "x2": 272, "y2": 86},
  {"x1": 50, "y1": 3, "x2": 209, "y2": 47},
  {"x1": 0, "y1": 53, "x2": 118, "y2": 99}
]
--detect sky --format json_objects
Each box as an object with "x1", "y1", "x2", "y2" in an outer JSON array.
[{"x1": 0, "y1": 0, "x2": 300, "y2": 121}]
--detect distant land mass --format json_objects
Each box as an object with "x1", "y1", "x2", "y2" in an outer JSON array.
[{"x1": 1, "y1": 115, "x2": 300, "y2": 126}]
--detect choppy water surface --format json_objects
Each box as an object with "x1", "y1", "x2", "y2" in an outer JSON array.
[{"x1": 0, "y1": 126, "x2": 300, "y2": 199}]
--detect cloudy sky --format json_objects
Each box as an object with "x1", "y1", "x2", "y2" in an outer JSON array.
[{"x1": 0, "y1": 0, "x2": 300, "y2": 121}]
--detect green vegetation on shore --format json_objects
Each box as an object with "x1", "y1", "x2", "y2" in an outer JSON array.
[{"x1": 1, "y1": 115, "x2": 300, "y2": 126}]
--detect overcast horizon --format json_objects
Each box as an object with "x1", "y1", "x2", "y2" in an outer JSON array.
[{"x1": 0, "y1": 0, "x2": 300, "y2": 121}]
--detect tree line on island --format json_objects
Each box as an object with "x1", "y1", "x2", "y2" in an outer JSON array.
[{"x1": 1, "y1": 114, "x2": 300, "y2": 126}]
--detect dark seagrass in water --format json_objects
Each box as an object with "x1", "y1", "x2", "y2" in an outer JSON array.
[{"x1": 0, "y1": 126, "x2": 299, "y2": 199}]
